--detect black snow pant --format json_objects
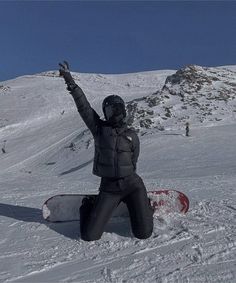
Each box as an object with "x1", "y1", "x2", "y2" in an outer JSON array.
[{"x1": 80, "y1": 173, "x2": 153, "y2": 241}]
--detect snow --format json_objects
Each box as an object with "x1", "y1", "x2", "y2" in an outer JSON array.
[{"x1": 0, "y1": 67, "x2": 236, "y2": 282}]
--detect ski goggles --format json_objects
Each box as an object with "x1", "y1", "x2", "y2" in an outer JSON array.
[{"x1": 104, "y1": 103, "x2": 124, "y2": 120}]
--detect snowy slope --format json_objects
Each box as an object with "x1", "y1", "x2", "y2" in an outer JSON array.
[{"x1": 0, "y1": 66, "x2": 236, "y2": 282}]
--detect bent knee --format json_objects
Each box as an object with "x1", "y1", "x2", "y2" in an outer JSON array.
[
  {"x1": 81, "y1": 228, "x2": 103, "y2": 241},
  {"x1": 133, "y1": 229, "x2": 153, "y2": 239},
  {"x1": 132, "y1": 223, "x2": 153, "y2": 239},
  {"x1": 81, "y1": 232, "x2": 102, "y2": 241}
]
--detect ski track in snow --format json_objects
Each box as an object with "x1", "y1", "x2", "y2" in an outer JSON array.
[{"x1": 0, "y1": 69, "x2": 236, "y2": 282}]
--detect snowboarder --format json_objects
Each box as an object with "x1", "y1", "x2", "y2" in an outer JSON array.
[
  {"x1": 59, "y1": 61, "x2": 153, "y2": 241},
  {"x1": 2, "y1": 140, "x2": 6, "y2": 154},
  {"x1": 185, "y1": 122, "x2": 190, "y2": 137}
]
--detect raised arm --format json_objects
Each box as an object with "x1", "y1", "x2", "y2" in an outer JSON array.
[{"x1": 59, "y1": 61, "x2": 99, "y2": 136}]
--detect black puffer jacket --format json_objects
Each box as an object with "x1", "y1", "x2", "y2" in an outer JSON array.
[{"x1": 70, "y1": 86, "x2": 140, "y2": 178}]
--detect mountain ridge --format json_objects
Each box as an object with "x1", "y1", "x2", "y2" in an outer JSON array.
[{"x1": 1, "y1": 64, "x2": 235, "y2": 134}]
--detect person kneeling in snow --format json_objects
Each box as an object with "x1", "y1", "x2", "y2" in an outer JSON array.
[{"x1": 59, "y1": 61, "x2": 153, "y2": 241}]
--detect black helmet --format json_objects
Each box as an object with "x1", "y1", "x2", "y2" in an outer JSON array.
[{"x1": 102, "y1": 95, "x2": 126, "y2": 122}]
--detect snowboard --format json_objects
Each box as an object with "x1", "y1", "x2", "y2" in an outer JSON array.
[{"x1": 42, "y1": 190, "x2": 189, "y2": 222}]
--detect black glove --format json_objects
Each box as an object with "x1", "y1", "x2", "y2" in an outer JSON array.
[{"x1": 58, "y1": 61, "x2": 77, "y2": 91}]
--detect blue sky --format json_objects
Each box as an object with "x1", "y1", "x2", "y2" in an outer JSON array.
[{"x1": 0, "y1": 1, "x2": 236, "y2": 81}]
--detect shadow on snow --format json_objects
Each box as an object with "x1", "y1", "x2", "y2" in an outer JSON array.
[
  {"x1": 0, "y1": 202, "x2": 130, "y2": 240},
  {"x1": 59, "y1": 159, "x2": 93, "y2": 176}
]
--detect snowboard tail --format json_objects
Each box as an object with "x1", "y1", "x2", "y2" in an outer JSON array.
[{"x1": 42, "y1": 190, "x2": 189, "y2": 223}]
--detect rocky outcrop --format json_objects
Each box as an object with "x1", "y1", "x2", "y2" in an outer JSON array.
[
  {"x1": 126, "y1": 65, "x2": 236, "y2": 133},
  {"x1": 0, "y1": 85, "x2": 11, "y2": 93}
]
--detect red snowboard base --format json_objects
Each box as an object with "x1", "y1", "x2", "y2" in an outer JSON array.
[{"x1": 43, "y1": 190, "x2": 189, "y2": 222}]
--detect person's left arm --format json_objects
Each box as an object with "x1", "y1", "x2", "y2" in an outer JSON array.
[
  {"x1": 132, "y1": 132, "x2": 140, "y2": 169},
  {"x1": 59, "y1": 61, "x2": 99, "y2": 136}
]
